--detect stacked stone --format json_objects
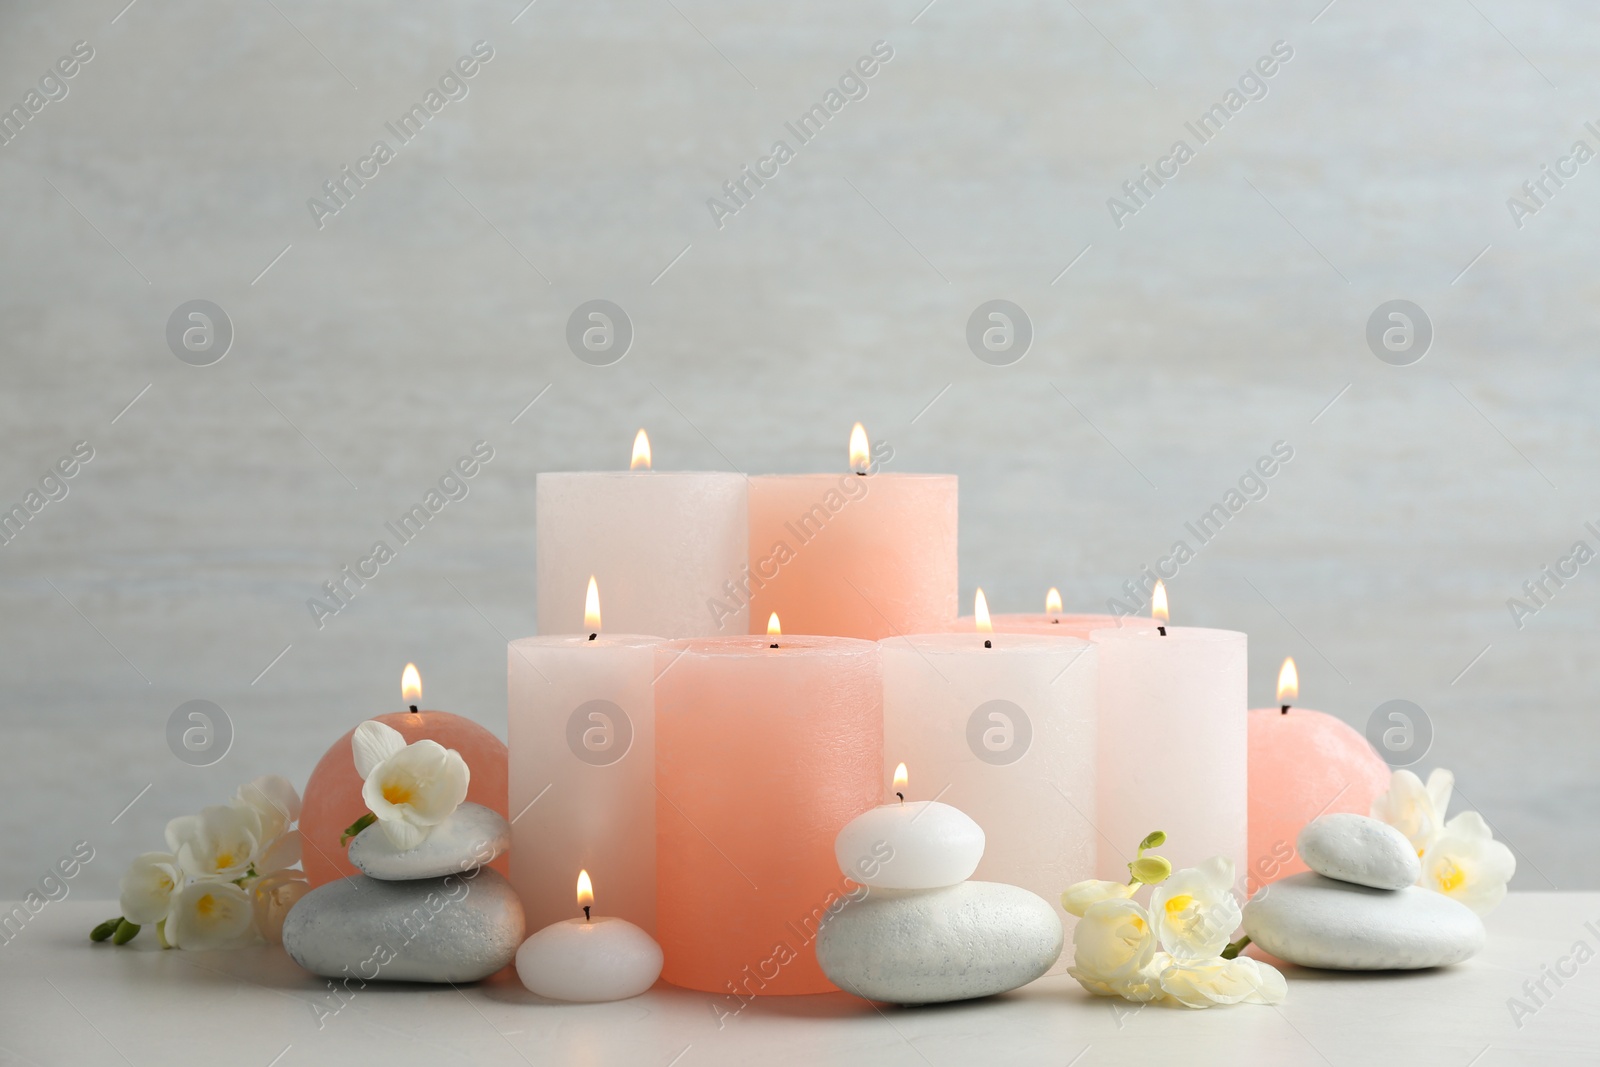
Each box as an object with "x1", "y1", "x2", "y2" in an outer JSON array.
[
  {"x1": 1243, "y1": 812, "x2": 1484, "y2": 970},
  {"x1": 283, "y1": 804, "x2": 525, "y2": 983}
]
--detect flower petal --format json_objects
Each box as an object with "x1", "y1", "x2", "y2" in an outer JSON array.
[
  {"x1": 352, "y1": 720, "x2": 406, "y2": 780},
  {"x1": 165, "y1": 880, "x2": 255, "y2": 950},
  {"x1": 256, "y1": 829, "x2": 302, "y2": 876},
  {"x1": 1062, "y1": 879, "x2": 1136, "y2": 917},
  {"x1": 119, "y1": 852, "x2": 182, "y2": 925}
]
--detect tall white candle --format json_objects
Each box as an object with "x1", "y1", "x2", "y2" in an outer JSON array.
[
  {"x1": 880, "y1": 611, "x2": 1096, "y2": 970},
  {"x1": 536, "y1": 431, "x2": 747, "y2": 638},
  {"x1": 509, "y1": 586, "x2": 660, "y2": 934},
  {"x1": 1092, "y1": 623, "x2": 1248, "y2": 881}
]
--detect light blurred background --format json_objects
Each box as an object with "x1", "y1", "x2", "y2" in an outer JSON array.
[{"x1": 2, "y1": 0, "x2": 1595, "y2": 896}]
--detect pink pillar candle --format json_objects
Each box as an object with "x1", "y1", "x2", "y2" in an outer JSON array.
[
  {"x1": 743, "y1": 431, "x2": 955, "y2": 639},
  {"x1": 881, "y1": 631, "x2": 1097, "y2": 973},
  {"x1": 1091, "y1": 626, "x2": 1248, "y2": 880},
  {"x1": 655, "y1": 635, "x2": 882, "y2": 995},
  {"x1": 537, "y1": 466, "x2": 747, "y2": 638},
  {"x1": 508, "y1": 633, "x2": 661, "y2": 935}
]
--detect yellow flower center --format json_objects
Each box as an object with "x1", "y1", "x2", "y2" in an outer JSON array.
[
  {"x1": 196, "y1": 893, "x2": 216, "y2": 917},
  {"x1": 382, "y1": 782, "x2": 415, "y2": 806},
  {"x1": 1165, "y1": 894, "x2": 1194, "y2": 917},
  {"x1": 1436, "y1": 860, "x2": 1466, "y2": 893},
  {"x1": 214, "y1": 852, "x2": 235, "y2": 870}
]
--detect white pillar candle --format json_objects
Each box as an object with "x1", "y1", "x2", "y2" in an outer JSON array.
[
  {"x1": 537, "y1": 431, "x2": 747, "y2": 638},
  {"x1": 516, "y1": 870, "x2": 664, "y2": 1003},
  {"x1": 835, "y1": 765, "x2": 985, "y2": 889},
  {"x1": 509, "y1": 586, "x2": 660, "y2": 935},
  {"x1": 1091, "y1": 623, "x2": 1248, "y2": 880},
  {"x1": 879, "y1": 621, "x2": 1097, "y2": 965}
]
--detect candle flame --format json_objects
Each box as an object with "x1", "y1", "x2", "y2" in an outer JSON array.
[
  {"x1": 1277, "y1": 656, "x2": 1299, "y2": 704},
  {"x1": 849, "y1": 422, "x2": 871, "y2": 474},
  {"x1": 893, "y1": 762, "x2": 908, "y2": 793},
  {"x1": 767, "y1": 612, "x2": 781, "y2": 637},
  {"x1": 401, "y1": 663, "x2": 422, "y2": 705},
  {"x1": 1045, "y1": 587, "x2": 1063, "y2": 615},
  {"x1": 584, "y1": 576, "x2": 601, "y2": 632},
  {"x1": 576, "y1": 869, "x2": 594, "y2": 910},
  {"x1": 975, "y1": 588, "x2": 993, "y2": 633},
  {"x1": 630, "y1": 428, "x2": 652, "y2": 471},
  {"x1": 1151, "y1": 580, "x2": 1169, "y2": 624}
]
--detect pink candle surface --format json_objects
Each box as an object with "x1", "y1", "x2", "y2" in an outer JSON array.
[
  {"x1": 742, "y1": 426, "x2": 956, "y2": 640},
  {"x1": 655, "y1": 634, "x2": 882, "y2": 995},
  {"x1": 1092, "y1": 624, "x2": 1248, "y2": 880},
  {"x1": 1246, "y1": 658, "x2": 1391, "y2": 894}
]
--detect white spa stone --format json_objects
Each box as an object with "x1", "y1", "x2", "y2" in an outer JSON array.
[
  {"x1": 815, "y1": 881, "x2": 1063, "y2": 1003},
  {"x1": 1242, "y1": 871, "x2": 1484, "y2": 970},
  {"x1": 1297, "y1": 812, "x2": 1420, "y2": 891},
  {"x1": 834, "y1": 801, "x2": 985, "y2": 889},
  {"x1": 282, "y1": 868, "x2": 525, "y2": 983},
  {"x1": 347, "y1": 803, "x2": 510, "y2": 881},
  {"x1": 516, "y1": 917, "x2": 664, "y2": 1002}
]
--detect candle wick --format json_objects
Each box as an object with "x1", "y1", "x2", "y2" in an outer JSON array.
[
  {"x1": 588, "y1": 633, "x2": 597, "y2": 642},
  {"x1": 1281, "y1": 703, "x2": 1291, "y2": 715},
  {"x1": 583, "y1": 905, "x2": 591, "y2": 922},
  {"x1": 896, "y1": 792, "x2": 904, "y2": 804},
  {"x1": 769, "y1": 642, "x2": 779, "y2": 649},
  {"x1": 1051, "y1": 618, "x2": 1059, "y2": 624},
  {"x1": 409, "y1": 704, "x2": 418, "y2": 714},
  {"x1": 983, "y1": 639, "x2": 992, "y2": 649},
  {"x1": 1157, "y1": 626, "x2": 1167, "y2": 636}
]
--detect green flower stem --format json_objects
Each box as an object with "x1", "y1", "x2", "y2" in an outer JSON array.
[
  {"x1": 341, "y1": 812, "x2": 377, "y2": 845},
  {"x1": 1221, "y1": 936, "x2": 1251, "y2": 960}
]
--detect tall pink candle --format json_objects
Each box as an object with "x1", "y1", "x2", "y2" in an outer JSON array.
[
  {"x1": 1092, "y1": 615, "x2": 1248, "y2": 880},
  {"x1": 741, "y1": 425, "x2": 956, "y2": 640},
  {"x1": 655, "y1": 633, "x2": 882, "y2": 996}
]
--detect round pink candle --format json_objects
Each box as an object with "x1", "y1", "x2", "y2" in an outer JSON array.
[
  {"x1": 1246, "y1": 657, "x2": 1391, "y2": 894},
  {"x1": 744, "y1": 424, "x2": 956, "y2": 640},
  {"x1": 949, "y1": 590, "x2": 1160, "y2": 640},
  {"x1": 655, "y1": 632, "x2": 882, "y2": 995}
]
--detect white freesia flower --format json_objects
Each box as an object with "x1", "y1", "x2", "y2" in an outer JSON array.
[
  {"x1": 253, "y1": 830, "x2": 303, "y2": 878},
  {"x1": 1067, "y1": 897, "x2": 1158, "y2": 996},
  {"x1": 1061, "y1": 879, "x2": 1136, "y2": 917},
  {"x1": 1158, "y1": 956, "x2": 1287, "y2": 1009},
  {"x1": 1420, "y1": 811, "x2": 1516, "y2": 915},
  {"x1": 1372, "y1": 768, "x2": 1454, "y2": 859},
  {"x1": 164, "y1": 880, "x2": 255, "y2": 950},
  {"x1": 352, "y1": 720, "x2": 470, "y2": 849},
  {"x1": 234, "y1": 775, "x2": 302, "y2": 845},
  {"x1": 119, "y1": 852, "x2": 183, "y2": 926},
  {"x1": 166, "y1": 805, "x2": 259, "y2": 881},
  {"x1": 252, "y1": 871, "x2": 311, "y2": 944},
  {"x1": 1149, "y1": 856, "x2": 1241, "y2": 960}
]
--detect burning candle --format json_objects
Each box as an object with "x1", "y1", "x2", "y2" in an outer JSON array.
[
  {"x1": 834, "y1": 764, "x2": 984, "y2": 889},
  {"x1": 509, "y1": 579, "x2": 661, "y2": 933},
  {"x1": 537, "y1": 429, "x2": 748, "y2": 638},
  {"x1": 1091, "y1": 583, "x2": 1248, "y2": 879},
  {"x1": 516, "y1": 869, "x2": 664, "y2": 1002},
  {"x1": 744, "y1": 423, "x2": 957, "y2": 640},
  {"x1": 880, "y1": 591, "x2": 1097, "y2": 967},
  {"x1": 299, "y1": 664, "x2": 509, "y2": 887},
  {"x1": 654, "y1": 619, "x2": 882, "y2": 994},
  {"x1": 1246, "y1": 656, "x2": 1391, "y2": 892},
  {"x1": 954, "y1": 586, "x2": 1160, "y2": 640}
]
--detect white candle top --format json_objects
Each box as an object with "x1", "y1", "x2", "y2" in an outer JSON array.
[{"x1": 835, "y1": 800, "x2": 985, "y2": 889}]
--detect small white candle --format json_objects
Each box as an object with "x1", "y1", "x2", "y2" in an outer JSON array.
[
  {"x1": 835, "y1": 763, "x2": 984, "y2": 889},
  {"x1": 516, "y1": 870, "x2": 664, "y2": 1003}
]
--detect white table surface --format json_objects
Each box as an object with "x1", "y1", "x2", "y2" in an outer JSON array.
[{"x1": 2, "y1": 896, "x2": 1596, "y2": 1066}]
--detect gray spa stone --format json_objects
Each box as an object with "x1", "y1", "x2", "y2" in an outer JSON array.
[
  {"x1": 282, "y1": 868, "x2": 525, "y2": 983},
  {"x1": 815, "y1": 881, "x2": 1063, "y2": 1004},
  {"x1": 347, "y1": 803, "x2": 510, "y2": 881},
  {"x1": 1297, "y1": 813, "x2": 1420, "y2": 891},
  {"x1": 1242, "y1": 871, "x2": 1483, "y2": 970}
]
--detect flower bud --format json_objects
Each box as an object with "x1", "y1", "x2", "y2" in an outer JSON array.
[{"x1": 1128, "y1": 855, "x2": 1172, "y2": 885}]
